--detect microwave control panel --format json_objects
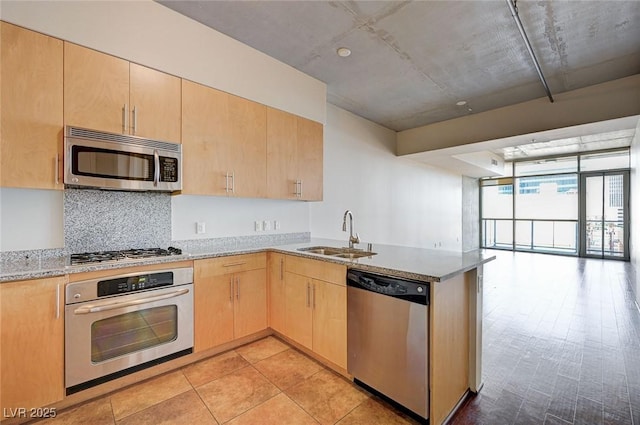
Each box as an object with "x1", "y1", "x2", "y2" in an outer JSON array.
[{"x1": 159, "y1": 157, "x2": 178, "y2": 182}]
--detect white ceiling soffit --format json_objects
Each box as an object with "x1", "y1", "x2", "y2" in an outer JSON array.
[
  {"x1": 499, "y1": 128, "x2": 635, "y2": 160},
  {"x1": 407, "y1": 115, "x2": 638, "y2": 177},
  {"x1": 157, "y1": 0, "x2": 640, "y2": 132}
]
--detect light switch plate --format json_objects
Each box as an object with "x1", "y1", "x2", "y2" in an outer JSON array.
[{"x1": 196, "y1": 222, "x2": 206, "y2": 234}]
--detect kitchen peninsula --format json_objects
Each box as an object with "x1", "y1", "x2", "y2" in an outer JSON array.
[{"x1": 0, "y1": 237, "x2": 494, "y2": 425}]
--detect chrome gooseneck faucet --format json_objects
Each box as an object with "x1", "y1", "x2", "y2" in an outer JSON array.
[{"x1": 342, "y1": 210, "x2": 360, "y2": 248}]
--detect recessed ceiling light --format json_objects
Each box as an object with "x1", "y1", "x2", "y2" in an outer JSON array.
[
  {"x1": 337, "y1": 47, "x2": 351, "y2": 57},
  {"x1": 456, "y1": 100, "x2": 467, "y2": 106}
]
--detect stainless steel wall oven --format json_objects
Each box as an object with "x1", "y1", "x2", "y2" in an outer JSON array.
[{"x1": 65, "y1": 267, "x2": 193, "y2": 394}]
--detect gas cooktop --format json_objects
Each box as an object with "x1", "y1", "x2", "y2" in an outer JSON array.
[{"x1": 70, "y1": 247, "x2": 183, "y2": 266}]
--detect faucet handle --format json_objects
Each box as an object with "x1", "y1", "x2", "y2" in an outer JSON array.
[{"x1": 353, "y1": 232, "x2": 361, "y2": 244}]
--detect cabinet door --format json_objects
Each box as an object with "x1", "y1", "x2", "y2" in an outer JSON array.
[
  {"x1": 181, "y1": 80, "x2": 231, "y2": 196},
  {"x1": 0, "y1": 276, "x2": 65, "y2": 412},
  {"x1": 266, "y1": 107, "x2": 298, "y2": 199},
  {"x1": 312, "y1": 280, "x2": 347, "y2": 369},
  {"x1": 129, "y1": 63, "x2": 181, "y2": 142},
  {"x1": 194, "y1": 268, "x2": 234, "y2": 352},
  {"x1": 1, "y1": 22, "x2": 63, "y2": 190},
  {"x1": 228, "y1": 95, "x2": 267, "y2": 198},
  {"x1": 296, "y1": 117, "x2": 323, "y2": 201},
  {"x1": 234, "y1": 268, "x2": 268, "y2": 339},
  {"x1": 64, "y1": 42, "x2": 129, "y2": 134},
  {"x1": 284, "y1": 272, "x2": 313, "y2": 349},
  {"x1": 267, "y1": 253, "x2": 286, "y2": 333}
]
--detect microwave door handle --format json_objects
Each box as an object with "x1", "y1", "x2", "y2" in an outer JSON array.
[
  {"x1": 73, "y1": 288, "x2": 189, "y2": 314},
  {"x1": 153, "y1": 150, "x2": 160, "y2": 187}
]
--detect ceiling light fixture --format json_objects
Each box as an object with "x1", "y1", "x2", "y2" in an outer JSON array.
[
  {"x1": 456, "y1": 100, "x2": 467, "y2": 106},
  {"x1": 336, "y1": 47, "x2": 351, "y2": 57}
]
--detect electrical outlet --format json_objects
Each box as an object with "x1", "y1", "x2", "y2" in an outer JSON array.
[
  {"x1": 263, "y1": 220, "x2": 271, "y2": 231},
  {"x1": 196, "y1": 222, "x2": 206, "y2": 234},
  {"x1": 254, "y1": 221, "x2": 261, "y2": 232},
  {"x1": 274, "y1": 220, "x2": 281, "y2": 230}
]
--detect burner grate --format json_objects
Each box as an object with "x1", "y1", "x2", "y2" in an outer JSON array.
[{"x1": 70, "y1": 247, "x2": 182, "y2": 265}]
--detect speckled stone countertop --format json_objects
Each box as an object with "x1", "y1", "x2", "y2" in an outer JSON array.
[
  {"x1": 0, "y1": 238, "x2": 495, "y2": 283},
  {"x1": 271, "y1": 238, "x2": 495, "y2": 282}
]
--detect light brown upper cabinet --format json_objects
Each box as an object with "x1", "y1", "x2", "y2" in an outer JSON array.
[
  {"x1": 181, "y1": 80, "x2": 266, "y2": 197},
  {"x1": 266, "y1": 107, "x2": 323, "y2": 201},
  {"x1": 64, "y1": 43, "x2": 181, "y2": 143},
  {"x1": 1, "y1": 22, "x2": 64, "y2": 190}
]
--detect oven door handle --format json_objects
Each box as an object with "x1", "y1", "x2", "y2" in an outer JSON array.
[{"x1": 73, "y1": 288, "x2": 190, "y2": 314}]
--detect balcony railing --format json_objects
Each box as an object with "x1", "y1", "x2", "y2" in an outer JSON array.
[{"x1": 482, "y1": 219, "x2": 578, "y2": 255}]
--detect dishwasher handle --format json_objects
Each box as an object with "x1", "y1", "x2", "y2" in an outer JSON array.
[{"x1": 347, "y1": 270, "x2": 429, "y2": 305}]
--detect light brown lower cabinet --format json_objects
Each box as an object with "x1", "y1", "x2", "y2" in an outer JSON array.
[
  {"x1": 0, "y1": 276, "x2": 66, "y2": 413},
  {"x1": 194, "y1": 254, "x2": 267, "y2": 352},
  {"x1": 267, "y1": 252, "x2": 286, "y2": 333},
  {"x1": 276, "y1": 255, "x2": 347, "y2": 369}
]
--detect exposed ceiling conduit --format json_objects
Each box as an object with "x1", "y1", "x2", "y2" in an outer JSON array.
[{"x1": 506, "y1": 0, "x2": 555, "y2": 103}]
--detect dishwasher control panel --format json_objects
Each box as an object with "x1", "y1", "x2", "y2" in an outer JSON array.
[{"x1": 347, "y1": 270, "x2": 429, "y2": 305}]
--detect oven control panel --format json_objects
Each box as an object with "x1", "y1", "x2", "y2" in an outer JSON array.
[{"x1": 97, "y1": 272, "x2": 173, "y2": 297}]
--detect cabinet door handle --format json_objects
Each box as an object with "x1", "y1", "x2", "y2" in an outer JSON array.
[
  {"x1": 236, "y1": 277, "x2": 240, "y2": 300},
  {"x1": 225, "y1": 172, "x2": 230, "y2": 193},
  {"x1": 299, "y1": 180, "x2": 303, "y2": 198},
  {"x1": 132, "y1": 106, "x2": 138, "y2": 135},
  {"x1": 122, "y1": 104, "x2": 128, "y2": 134},
  {"x1": 55, "y1": 153, "x2": 60, "y2": 185},
  {"x1": 56, "y1": 283, "x2": 60, "y2": 319},
  {"x1": 229, "y1": 277, "x2": 233, "y2": 301},
  {"x1": 306, "y1": 281, "x2": 310, "y2": 307},
  {"x1": 231, "y1": 172, "x2": 235, "y2": 194},
  {"x1": 280, "y1": 258, "x2": 284, "y2": 281},
  {"x1": 312, "y1": 283, "x2": 316, "y2": 309}
]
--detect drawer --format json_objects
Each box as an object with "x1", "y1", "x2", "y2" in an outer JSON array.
[
  {"x1": 285, "y1": 255, "x2": 346, "y2": 286},
  {"x1": 196, "y1": 253, "x2": 266, "y2": 278}
]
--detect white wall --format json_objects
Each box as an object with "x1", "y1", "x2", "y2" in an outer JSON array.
[
  {"x1": 0, "y1": 0, "x2": 326, "y2": 124},
  {"x1": 0, "y1": 188, "x2": 64, "y2": 251},
  {"x1": 631, "y1": 119, "x2": 640, "y2": 307},
  {"x1": 172, "y1": 196, "x2": 309, "y2": 240},
  {"x1": 310, "y1": 104, "x2": 462, "y2": 251}
]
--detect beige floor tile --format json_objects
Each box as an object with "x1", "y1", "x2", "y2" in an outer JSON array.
[
  {"x1": 116, "y1": 389, "x2": 217, "y2": 425},
  {"x1": 253, "y1": 348, "x2": 323, "y2": 390},
  {"x1": 110, "y1": 370, "x2": 192, "y2": 420},
  {"x1": 335, "y1": 397, "x2": 418, "y2": 425},
  {"x1": 183, "y1": 350, "x2": 250, "y2": 387},
  {"x1": 37, "y1": 397, "x2": 114, "y2": 425},
  {"x1": 234, "y1": 336, "x2": 289, "y2": 363},
  {"x1": 285, "y1": 369, "x2": 370, "y2": 425},
  {"x1": 226, "y1": 393, "x2": 319, "y2": 425},
  {"x1": 196, "y1": 365, "x2": 280, "y2": 423}
]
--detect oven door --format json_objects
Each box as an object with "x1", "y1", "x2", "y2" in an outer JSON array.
[{"x1": 65, "y1": 284, "x2": 193, "y2": 390}]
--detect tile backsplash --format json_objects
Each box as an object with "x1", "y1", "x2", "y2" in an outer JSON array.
[{"x1": 64, "y1": 189, "x2": 171, "y2": 253}]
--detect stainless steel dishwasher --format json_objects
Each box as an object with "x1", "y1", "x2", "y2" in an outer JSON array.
[{"x1": 347, "y1": 269, "x2": 429, "y2": 421}]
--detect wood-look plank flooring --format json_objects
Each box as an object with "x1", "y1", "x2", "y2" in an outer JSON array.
[{"x1": 451, "y1": 250, "x2": 640, "y2": 425}]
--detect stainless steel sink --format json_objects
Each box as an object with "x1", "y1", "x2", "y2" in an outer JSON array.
[
  {"x1": 332, "y1": 252, "x2": 376, "y2": 259},
  {"x1": 297, "y1": 246, "x2": 377, "y2": 259}
]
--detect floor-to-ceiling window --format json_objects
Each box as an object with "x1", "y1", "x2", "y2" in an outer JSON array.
[{"x1": 481, "y1": 148, "x2": 630, "y2": 259}]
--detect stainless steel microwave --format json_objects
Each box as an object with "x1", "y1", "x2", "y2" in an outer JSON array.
[{"x1": 64, "y1": 126, "x2": 181, "y2": 192}]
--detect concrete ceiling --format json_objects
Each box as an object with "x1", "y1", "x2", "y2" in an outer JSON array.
[{"x1": 157, "y1": 0, "x2": 640, "y2": 133}]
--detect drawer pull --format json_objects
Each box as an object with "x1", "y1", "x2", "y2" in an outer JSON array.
[{"x1": 223, "y1": 262, "x2": 246, "y2": 267}]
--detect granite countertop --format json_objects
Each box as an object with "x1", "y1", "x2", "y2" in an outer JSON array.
[
  {"x1": 0, "y1": 238, "x2": 495, "y2": 283},
  {"x1": 271, "y1": 238, "x2": 495, "y2": 282}
]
